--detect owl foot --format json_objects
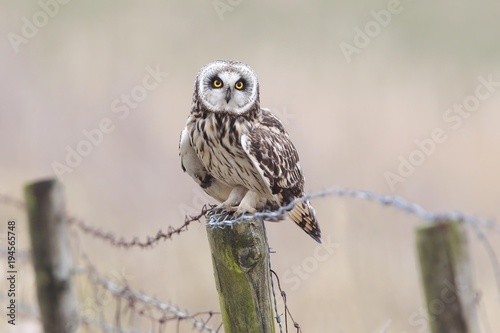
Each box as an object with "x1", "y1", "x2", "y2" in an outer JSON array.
[
  {"x1": 214, "y1": 186, "x2": 248, "y2": 214},
  {"x1": 234, "y1": 205, "x2": 257, "y2": 217},
  {"x1": 213, "y1": 203, "x2": 237, "y2": 212},
  {"x1": 233, "y1": 191, "x2": 260, "y2": 217}
]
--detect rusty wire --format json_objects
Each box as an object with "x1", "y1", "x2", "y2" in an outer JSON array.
[
  {"x1": 74, "y1": 253, "x2": 222, "y2": 333},
  {"x1": 271, "y1": 270, "x2": 302, "y2": 333},
  {"x1": 64, "y1": 204, "x2": 215, "y2": 249},
  {"x1": 2, "y1": 187, "x2": 500, "y2": 332}
]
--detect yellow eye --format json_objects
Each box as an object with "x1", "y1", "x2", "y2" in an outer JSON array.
[
  {"x1": 213, "y1": 79, "x2": 223, "y2": 88},
  {"x1": 235, "y1": 81, "x2": 244, "y2": 90}
]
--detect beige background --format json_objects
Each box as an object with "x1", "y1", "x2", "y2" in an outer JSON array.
[{"x1": 1, "y1": 1, "x2": 500, "y2": 332}]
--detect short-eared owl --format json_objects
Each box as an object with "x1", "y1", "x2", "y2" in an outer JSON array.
[{"x1": 179, "y1": 60, "x2": 321, "y2": 243}]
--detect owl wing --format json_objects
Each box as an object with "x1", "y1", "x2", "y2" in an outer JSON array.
[
  {"x1": 241, "y1": 110, "x2": 303, "y2": 203},
  {"x1": 241, "y1": 110, "x2": 321, "y2": 242},
  {"x1": 179, "y1": 128, "x2": 232, "y2": 203}
]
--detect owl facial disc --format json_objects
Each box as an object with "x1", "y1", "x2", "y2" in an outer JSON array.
[{"x1": 196, "y1": 60, "x2": 259, "y2": 114}]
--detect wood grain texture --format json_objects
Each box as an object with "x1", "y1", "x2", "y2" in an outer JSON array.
[
  {"x1": 416, "y1": 220, "x2": 479, "y2": 333},
  {"x1": 206, "y1": 215, "x2": 275, "y2": 333},
  {"x1": 25, "y1": 179, "x2": 79, "y2": 333}
]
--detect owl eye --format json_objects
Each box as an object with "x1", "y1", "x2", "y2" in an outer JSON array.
[
  {"x1": 212, "y1": 79, "x2": 223, "y2": 88},
  {"x1": 235, "y1": 81, "x2": 244, "y2": 90}
]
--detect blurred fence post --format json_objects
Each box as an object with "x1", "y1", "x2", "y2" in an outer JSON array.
[
  {"x1": 416, "y1": 220, "x2": 479, "y2": 333},
  {"x1": 206, "y1": 215, "x2": 276, "y2": 333},
  {"x1": 25, "y1": 178, "x2": 79, "y2": 333}
]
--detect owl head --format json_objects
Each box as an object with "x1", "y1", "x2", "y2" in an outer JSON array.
[{"x1": 193, "y1": 60, "x2": 260, "y2": 114}]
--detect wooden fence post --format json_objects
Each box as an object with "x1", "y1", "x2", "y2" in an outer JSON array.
[
  {"x1": 206, "y1": 215, "x2": 276, "y2": 333},
  {"x1": 416, "y1": 220, "x2": 479, "y2": 333},
  {"x1": 25, "y1": 179, "x2": 79, "y2": 333}
]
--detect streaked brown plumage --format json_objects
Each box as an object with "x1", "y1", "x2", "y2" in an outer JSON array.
[{"x1": 179, "y1": 60, "x2": 321, "y2": 243}]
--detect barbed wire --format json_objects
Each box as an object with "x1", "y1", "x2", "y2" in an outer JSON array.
[
  {"x1": 264, "y1": 218, "x2": 301, "y2": 333},
  {"x1": 271, "y1": 270, "x2": 302, "y2": 333},
  {"x1": 207, "y1": 187, "x2": 500, "y2": 233},
  {"x1": 2, "y1": 188, "x2": 498, "y2": 249},
  {"x1": 270, "y1": 264, "x2": 284, "y2": 333},
  {"x1": 0, "y1": 294, "x2": 176, "y2": 333},
  {"x1": 63, "y1": 204, "x2": 215, "y2": 249},
  {"x1": 75, "y1": 253, "x2": 222, "y2": 333},
  {"x1": 207, "y1": 187, "x2": 500, "y2": 301},
  {"x1": 0, "y1": 259, "x2": 222, "y2": 333},
  {"x1": 1, "y1": 187, "x2": 499, "y2": 332},
  {"x1": 469, "y1": 223, "x2": 500, "y2": 300},
  {"x1": 0, "y1": 193, "x2": 222, "y2": 331},
  {"x1": 0, "y1": 192, "x2": 214, "y2": 249}
]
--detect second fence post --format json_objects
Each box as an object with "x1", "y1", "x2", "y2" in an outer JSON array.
[
  {"x1": 25, "y1": 179, "x2": 79, "y2": 333},
  {"x1": 206, "y1": 215, "x2": 276, "y2": 333},
  {"x1": 416, "y1": 220, "x2": 479, "y2": 333}
]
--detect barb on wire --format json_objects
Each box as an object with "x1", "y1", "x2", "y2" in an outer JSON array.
[
  {"x1": 75, "y1": 254, "x2": 221, "y2": 333},
  {"x1": 0, "y1": 192, "x2": 215, "y2": 249},
  {"x1": 270, "y1": 263, "x2": 284, "y2": 333},
  {"x1": 207, "y1": 187, "x2": 500, "y2": 317},
  {"x1": 0, "y1": 295, "x2": 161, "y2": 333},
  {"x1": 66, "y1": 204, "x2": 215, "y2": 249},
  {"x1": 207, "y1": 187, "x2": 500, "y2": 233},
  {"x1": 271, "y1": 270, "x2": 302, "y2": 333},
  {"x1": 0, "y1": 295, "x2": 155, "y2": 333}
]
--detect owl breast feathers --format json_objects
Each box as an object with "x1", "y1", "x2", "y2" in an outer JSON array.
[{"x1": 179, "y1": 60, "x2": 321, "y2": 243}]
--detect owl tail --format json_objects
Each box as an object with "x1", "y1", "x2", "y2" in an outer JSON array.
[{"x1": 288, "y1": 200, "x2": 321, "y2": 243}]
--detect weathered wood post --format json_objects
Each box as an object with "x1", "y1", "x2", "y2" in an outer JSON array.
[
  {"x1": 25, "y1": 179, "x2": 79, "y2": 333},
  {"x1": 206, "y1": 214, "x2": 276, "y2": 333},
  {"x1": 416, "y1": 220, "x2": 479, "y2": 333}
]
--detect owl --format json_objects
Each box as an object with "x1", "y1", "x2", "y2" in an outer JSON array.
[{"x1": 179, "y1": 60, "x2": 321, "y2": 243}]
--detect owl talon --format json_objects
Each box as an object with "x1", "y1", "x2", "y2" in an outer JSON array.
[
  {"x1": 213, "y1": 186, "x2": 248, "y2": 216},
  {"x1": 234, "y1": 206, "x2": 257, "y2": 217},
  {"x1": 232, "y1": 190, "x2": 260, "y2": 218},
  {"x1": 214, "y1": 203, "x2": 238, "y2": 213}
]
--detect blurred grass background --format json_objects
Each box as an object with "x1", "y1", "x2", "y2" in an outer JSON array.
[{"x1": 1, "y1": 0, "x2": 500, "y2": 332}]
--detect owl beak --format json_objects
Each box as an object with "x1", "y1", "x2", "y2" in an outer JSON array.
[{"x1": 224, "y1": 87, "x2": 232, "y2": 103}]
